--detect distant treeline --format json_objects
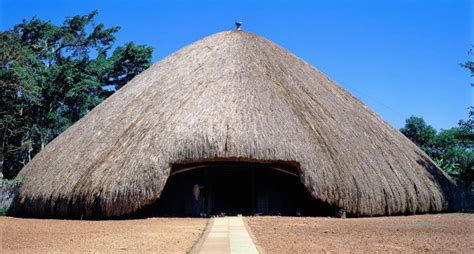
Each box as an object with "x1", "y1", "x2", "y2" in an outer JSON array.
[{"x1": 400, "y1": 111, "x2": 473, "y2": 184}]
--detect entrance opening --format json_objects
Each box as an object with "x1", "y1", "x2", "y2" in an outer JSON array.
[{"x1": 135, "y1": 161, "x2": 338, "y2": 217}]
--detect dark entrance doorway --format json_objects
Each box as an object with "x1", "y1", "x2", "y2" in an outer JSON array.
[
  {"x1": 210, "y1": 167, "x2": 252, "y2": 215},
  {"x1": 136, "y1": 161, "x2": 337, "y2": 217}
]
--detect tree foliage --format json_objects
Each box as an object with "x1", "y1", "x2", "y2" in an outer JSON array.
[
  {"x1": 0, "y1": 11, "x2": 153, "y2": 178},
  {"x1": 461, "y1": 46, "x2": 474, "y2": 87},
  {"x1": 400, "y1": 116, "x2": 437, "y2": 153},
  {"x1": 401, "y1": 110, "x2": 473, "y2": 185}
]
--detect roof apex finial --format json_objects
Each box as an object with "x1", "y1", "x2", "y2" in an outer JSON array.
[{"x1": 235, "y1": 21, "x2": 243, "y2": 31}]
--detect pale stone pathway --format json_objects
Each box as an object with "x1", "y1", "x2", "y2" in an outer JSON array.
[{"x1": 198, "y1": 216, "x2": 259, "y2": 254}]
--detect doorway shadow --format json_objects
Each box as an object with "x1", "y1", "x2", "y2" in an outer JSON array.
[{"x1": 131, "y1": 161, "x2": 339, "y2": 218}]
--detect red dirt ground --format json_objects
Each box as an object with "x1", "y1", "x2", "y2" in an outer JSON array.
[
  {"x1": 246, "y1": 213, "x2": 474, "y2": 253},
  {"x1": 0, "y1": 217, "x2": 207, "y2": 253},
  {"x1": 1, "y1": 214, "x2": 472, "y2": 253}
]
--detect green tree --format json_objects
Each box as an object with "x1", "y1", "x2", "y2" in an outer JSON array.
[
  {"x1": 0, "y1": 11, "x2": 153, "y2": 178},
  {"x1": 432, "y1": 128, "x2": 473, "y2": 180},
  {"x1": 400, "y1": 116, "x2": 437, "y2": 154},
  {"x1": 400, "y1": 111, "x2": 473, "y2": 186},
  {"x1": 461, "y1": 46, "x2": 474, "y2": 87},
  {"x1": 458, "y1": 107, "x2": 473, "y2": 131}
]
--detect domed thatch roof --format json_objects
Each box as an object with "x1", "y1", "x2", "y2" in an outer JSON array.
[{"x1": 16, "y1": 31, "x2": 454, "y2": 217}]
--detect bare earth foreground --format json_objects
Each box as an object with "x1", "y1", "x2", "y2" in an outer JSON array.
[
  {"x1": 0, "y1": 217, "x2": 207, "y2": 253},
  {"x1": 1, "y1": 214, "x2": 473, "y2": 253},
  {"x1": 246, "y1": 214, "x2": 474, "y2": 253}
]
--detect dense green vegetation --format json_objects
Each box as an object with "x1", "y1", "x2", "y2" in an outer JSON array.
[
  {"x1": 0, "y1": 11, "x2": 153, "y2": 178},
  {"x1": 400, "y1": 111, "x2": 473, "y2": 184}
]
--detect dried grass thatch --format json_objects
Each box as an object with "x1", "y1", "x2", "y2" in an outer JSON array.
[{"x1": 15, "y1": 31, "x2": 455, "y2": 217}]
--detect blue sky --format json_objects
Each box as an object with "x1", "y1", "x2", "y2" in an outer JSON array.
[{"x1": 1, "y1": 0, "x2": 472, "y2": 130}]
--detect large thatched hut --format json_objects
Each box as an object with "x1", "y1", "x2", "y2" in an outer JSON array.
[{"x1": 15, "y1": 30, "x2": 455, "y2": 218}]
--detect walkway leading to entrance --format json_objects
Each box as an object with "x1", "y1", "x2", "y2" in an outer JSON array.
[{"x1": 197, "y1": 216, "x2": 259, "y2": 254}]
